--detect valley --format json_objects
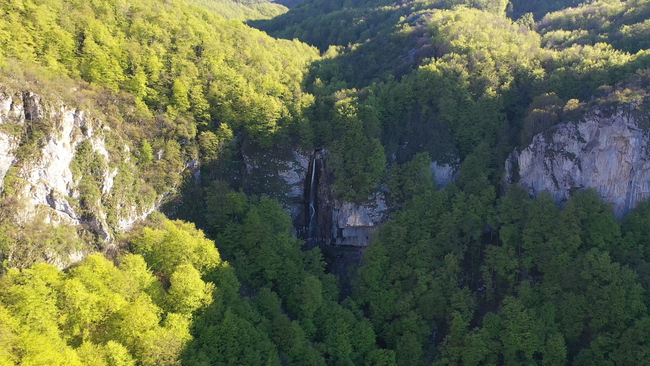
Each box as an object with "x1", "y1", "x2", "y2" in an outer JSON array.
[{"x1": 1, "y1": 0, "x2": 650, "y2": 365}]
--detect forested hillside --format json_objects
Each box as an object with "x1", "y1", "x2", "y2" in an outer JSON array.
[
  {"x1": 2, "y1": 0, "x2": 650, "y2": 365},
  {"x1": 187, "y1": 0, "x2": 288, "y2": 20}
]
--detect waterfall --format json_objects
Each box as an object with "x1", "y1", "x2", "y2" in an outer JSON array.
[{"x1": 307, "y1": 156, "x2": 317, "y2": 248}]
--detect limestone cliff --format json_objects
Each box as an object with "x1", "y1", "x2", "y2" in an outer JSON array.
[
  {"x1": 0, "y1": 87, "x2": 166, "y2": 265},
  {"x1": 505, "y1": 102, "x2": 650, "y2": 218}
]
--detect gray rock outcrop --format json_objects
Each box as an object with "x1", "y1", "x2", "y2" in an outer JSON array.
[
  {"x1": 331, "y1": 192, "x2": 388, "y2": 246},
  {"x1": 0, "y1": 89, "x2": 157, "y2": 244},
  {"x1": 505, "y1": 104, "x2": 650, "y2": 218},
  {"x1": 430, "y1": 160, "x2": 459, "y2": 188},
  {"x1": 276, "y1": 149, "x2": 310, "y2": 219}
]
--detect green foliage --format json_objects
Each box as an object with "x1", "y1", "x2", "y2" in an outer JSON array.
[
  {"x1": 520, "y1": 93, "x2": 564, "y2": 146},
  {"x1": 0, "y1": 240, "x2": 211, "y2": 366},
  {"x1": 130, "y1": 219, "x2": 221, "y2": 278},
  {"x1": 0, "y1": 208, "x2": 87, "y2": 271},
  {"x1": 257, "y1": 0, "x2": 515, "y2": 52},
  {"x1": 354, "y1": 184, "x2": 650, "y2": 365},
  {"x1": 70, "y1": 140, "x2": 107, "y2": 218},
  {"x1": 329, "y1": 96, "x2": 386, "y2": 202},
  {"x1": 166, "y1": 264, "x2": 215, "y2": 315},
  {"x1": 387, "y1": 152, "x2": 435, "y2": 204},
  {"x1": 214, "y1": 193, "x2": 306, "y2": 292},
  {"x1": 139, "y1": 140, "x2": 153, "y2": 165},
  {"x1": 509, "y1": 0, "x2": 584, "y2": 19},
  {"x1": 183, "y1": 188, "x2": 377, "y2": 366},
  {"x1": 292, "y1": 0, "x2": 649, "y2": 205},
  {"x1": 187, "y1": 0, "x2": 288, "y2": 20},
  {"x1": 538, "y1": 0, "x2": 650, "y2": 53},
  {"x1": 0, "y1": 0, "x2": 319, "y2": 153}
]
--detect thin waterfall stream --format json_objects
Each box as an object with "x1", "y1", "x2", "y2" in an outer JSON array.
[{"x1": 307, "y1": 155, "x2": 318, "y2": 249}]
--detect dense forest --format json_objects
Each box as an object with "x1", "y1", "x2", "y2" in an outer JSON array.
[{"x1": 1, "y1": 0, "x2": 650, "y2": 365}]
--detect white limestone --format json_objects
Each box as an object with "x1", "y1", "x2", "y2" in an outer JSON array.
[{"x1": 506, "y1": 105, "x2": 650, "y2": 218}]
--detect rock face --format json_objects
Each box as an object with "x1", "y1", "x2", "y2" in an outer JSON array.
[
  {"x1": 331, "y1": 193, "x2": 388, "y2": 246},
  {"x1": 505, "y1": 104, "x2": 650, "y2": 218},
  {"x1": 0, "y1": 89, "x2": 156, "y2": 244},
  {"x1": 430, "y1": 160, "x2": 459, "y2": 188},
  {"x1": 276, "y1": 149, "x2": 311, "y2": 220}
]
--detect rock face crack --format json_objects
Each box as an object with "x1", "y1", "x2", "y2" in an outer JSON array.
[
  {"x1": 626, "y1": 165, "x2": 637, "y2": 213},
  {"x1": 506, "y1": 103, "x2": 650, "y2": 218}
]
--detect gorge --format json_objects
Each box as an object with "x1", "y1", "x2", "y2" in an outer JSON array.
[{"x1": 2, "y1": 0, "x2": 650, "y2": 365}]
